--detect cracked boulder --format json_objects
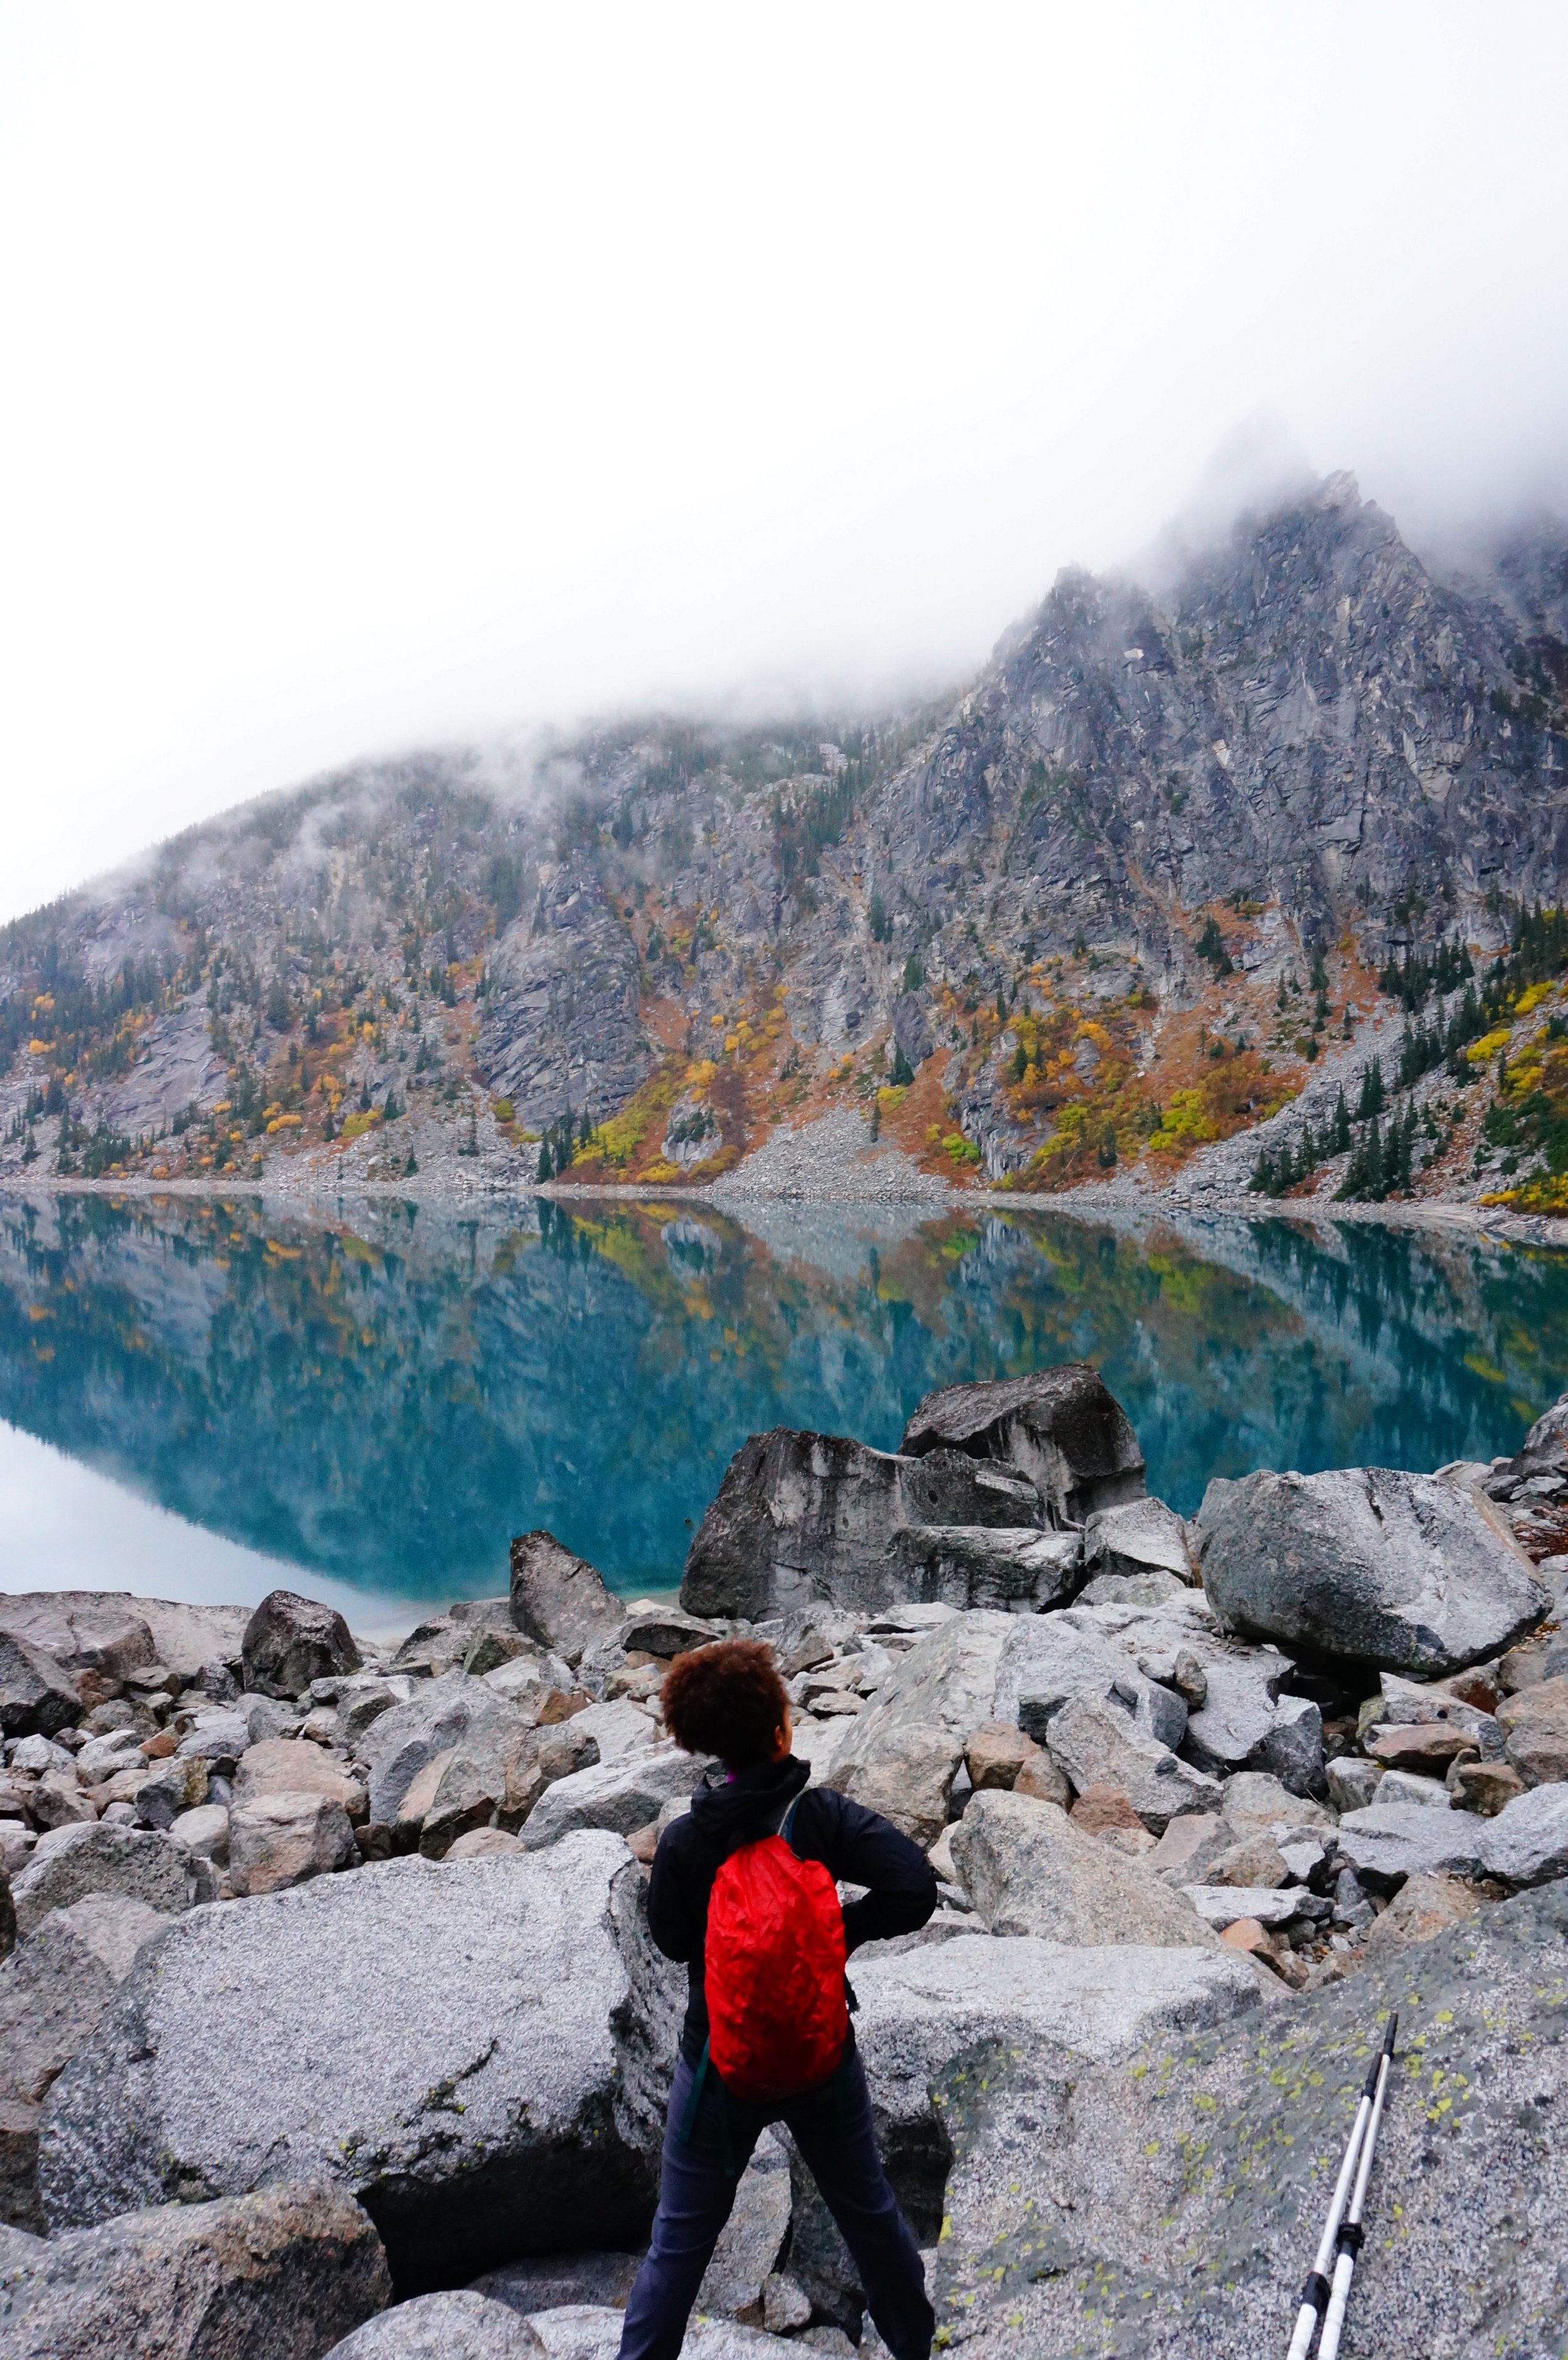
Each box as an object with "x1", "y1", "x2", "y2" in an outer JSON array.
[
  {"x1": 38, "y1": 1832, "x2": 682, "y2": 2294},
  {"x1": 899, "y1": 1364, "x2": 1145, "y2": 1524},
  {"x1": 509, "y1": 1533, "x2": 624, "y2": 1662},
  {"x1": 1193, "y1": 1465, "x2": 1549, "y2": 1674},
  {"x1": 681, "y1": 1431, "x2": 1045, "y2": 1621}
]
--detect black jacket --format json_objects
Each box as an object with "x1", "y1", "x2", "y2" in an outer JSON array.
[{"x1": 646, "y1": 1754, "x2": 938, "y2": 2065}]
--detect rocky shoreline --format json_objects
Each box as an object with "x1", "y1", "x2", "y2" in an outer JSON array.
[{"x1": 3, "y1": 1367, "x2": 1568, "y2": 2356}]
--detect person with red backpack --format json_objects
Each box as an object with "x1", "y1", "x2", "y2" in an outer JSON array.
[{"x1": 617, "y1": 1638, "x2": 938, "y2": 2360}]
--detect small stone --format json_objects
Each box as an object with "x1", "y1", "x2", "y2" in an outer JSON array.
[
  {"x1": 1069, "y1": 1783, "x2": 1147, "y2": 1837},
  {"x1": 462, "y1": 1629, "x2": 536, "y2": 1679},
  {"x1": 1218, "y1": 1915, "x2": 1269, "y2": 1955},
  {"x1": 130, "y1": 1755, "x2": 208, "y2": 1831},
  {"x1": 1326, "y1": 1757, "x2": 1383, "y2": 1812},
  {"x1": 444, "y1": 1827, "x2": 524, "y2": 1861},
  {"x1": 1362, "y1": 1871, "x2": 1480, "y2": 1957},
  {"x1": 1497, "y1": 1676, "x2": 1568, "y2": 1787},
  {"x1": 233, "y1": 1738, "x2": 366, "y2": 1822},
  {"x1": 1375, "y1": 1768, "x2": 1453, "y2": 1810},
  {"x1": 963, "y1": 1721, "x2": 1036, "y2": 1791},
  {"x1": 228, "y1": 1791, "x2": 359, "y2": 1895},
  {"x1": 1204, "y1": 1837, "x2": 1290, "y2": 1889},
  {"x1": 1365, "y1": 1723, "x2": 1481, "y2": 1773},
  {"x1": 30, "y1": 1773, "x2": 97, "y2": 1834},
  {"x1": 763, "y1": 2270, "x2": 813, "y2": 2332},
  {"x1": 1013, "y1": 1751, "x2": 1072, "y2": 1807},
  {"x1": 139, "y1": 1729, "x2": 177, "y2": 1762},
  {"x1": 168, "y1": 1804, "x2": 230, "y2": 1865},
  {"x1": 1448, "y1": 1760, "x2": 1525, "y2": 1816},
  {"x1": 625, "y1": 1820, "x2": 660, "y2": 1864}
]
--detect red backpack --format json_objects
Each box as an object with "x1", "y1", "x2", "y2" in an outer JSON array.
[{"x1": 704, "y1": 1801, "x2": 849, "y2": 2102}]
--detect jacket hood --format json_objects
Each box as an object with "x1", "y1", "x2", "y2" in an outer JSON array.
[{"x1": 686, "y1": 1753, "x2": 810, "y2": 1856}]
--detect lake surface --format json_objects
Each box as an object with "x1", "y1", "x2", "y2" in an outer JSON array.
[{"x1": 2, "y1": 1190, "x2": 1567, "y2": 1627}]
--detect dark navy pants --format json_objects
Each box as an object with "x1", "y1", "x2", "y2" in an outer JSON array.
[{"x1": 617, "y1": 2046, "x2": 934, "y2": 2360}]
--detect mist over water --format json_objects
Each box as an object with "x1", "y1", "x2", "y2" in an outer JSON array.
[{"x1": 0, "y1": 1192, "x2": 1564, "y2": 1616}]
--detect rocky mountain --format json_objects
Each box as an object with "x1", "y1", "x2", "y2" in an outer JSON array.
[{"x1": 4, "y1": 474, "x2": 1568, "y2": 1209}]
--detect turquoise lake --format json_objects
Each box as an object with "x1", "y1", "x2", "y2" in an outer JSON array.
[{"x1": 2, "y1": 1191, "x2": 1567, "y2": 1627}]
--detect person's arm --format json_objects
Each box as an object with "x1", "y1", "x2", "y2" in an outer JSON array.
[
  {"x1": 796, "y1": 1787, "x2": 938, "y2": 1951},
  {"x1": 645, "y1": 1820, "x2": 704, "y2": 1962}
]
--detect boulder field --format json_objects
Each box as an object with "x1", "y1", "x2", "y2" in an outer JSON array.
[{"x1": 1, "y1": 1363, "x2": 1567, "y2": 2356}]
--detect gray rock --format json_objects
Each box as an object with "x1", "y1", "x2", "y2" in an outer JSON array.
[
  {"x1": 38, "y1": 1834, "x2": 675, "y2": 2292},
  {"x1": 696, "y1": 2128, "x2": 791, "y2": 2316},
  {"x1": 11, "y1": 1822, "x2": 216, "y2": 1938},
  {"x1": 950, "y1": 1790, "x2": 1221, "y2": 1948},
  {"x1": 1255, "y1": 1693, "x2": 1324, "y2": 1796},
  {"x1": 891, "y1": 1524, "x2": 1083, "y2": 1613},
  {"x1": 510, "y1": 1533, "x2": 625, "y2": 1662},
  {"x1": 923, "y1": 1879, "x2": 1568, "y2": 2358},
  {"x1": 0, "y1": 1634, "x2": 80, "y2": 1740},
  {"x1": 477, "y1": 858, "x2": 654, "y2": 1127},
  {"x1": 174, "y1": 1711, "x2": 249, "y2": 1773},
  {"x1": 1477, "y1": 1781, "x2": 1568, "y2": 1885},
  {"x1": 1194, "y1": 1465, "x2": 1550, "y2": 1674},
  {"x1": 1325, "y1": 1757, "x2": 1383, "y2": 1812},
  {"x1": 522, "y1": 2309, "x2": 800, "y2": 2360},
  {"x1": 337, "y1": 1676, "x2": 419, "y2": 1746},
  {"x1": 616, "y1": 1609, "x2": 723, "y2": 1659},
  {"x1": 784, "y1": 1930, "x2": 1256, "y2": 2331},
  {"x1": 0, "y1": 2181, "x2": 389, "y2": 2359},
  {"x1": 1179, "y1": 1650, "x2": 1292, "y2": 1773},
  {"x1": 470, "y1": 2251, "x2": 644, "y2": 2317},
  {"x1": 228, "y1": 1792, "x2": 359, "y2": 1895},
  {"x1": 0, "y1": 2098, "x2": 43, "y2": 2232},
  {"x1": 1374, "y1": 1767, "x2": 1452, "y2": 1809},
  {"x1": 681, "y1": 1430, "x2": 1047, "y2": 1622},
  {"x1": 1083, "y1": 1497, "x2": 1194, "y2": 1584},
  {"x1": 517, "y1": 1748, "x2": 704, "y2": 1851},
  {"x1": 167, "y1": 1805, "x2": 229, "y2": 1866},
  {"x1": 324, "y1": 2290, "x2": 541, "y2": 2357},
  {"x1": 359, "y1": 1673, "x2": 532, "y2": 1827},
  {"x1": 132, "y1": 1754, "x2": 209, "y2": 1830},
  {"x1": 1180, "y1": 1884, "x2": 1319, "y2": 1930},
  {"x1": 1333, "y1": 1801, "x2": 1490, "y2": 1891},
  {"x1": 570, "y1": 1700, "x2": 659, "y2": 1764},
  {"x1": 899, "y1": 1364, "x2": 1146, "y2": 1524},
  {"x1": 1042, "y1": 1692, "x2": 1221, "y2": 1831},
  {"x1": 825, "y1": 1613, "x2": 1015, "y2": 1846},
  {"x1": 1213, "y1": 1770, "x2": 1336, "y2": 1838},
  {"x1": 1076, "y1": 1567, "x2": 1189, "y2": 1609},
  {"x1": 241, "y1": 1589, "x2": 362, "y2": 1699},
  {"x1": 0, "y1": 1895, "x2": 172, "y2": 2105},
  {"x1": 74, "y1": 1726, "x2": 146, "y2": 1780}
]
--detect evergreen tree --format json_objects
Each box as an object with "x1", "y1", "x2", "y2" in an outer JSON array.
[
  {"x1": 1330, "y1": 1088, "x2": 1352, "y2": 1154},
  {"x1": 891, "y1": 1041, "x2": 914, "y2": 1088},
  {"x1": 538, "y1": 1139, "x2": 551, "y2": 1183},
  {"x1": 1356, "y1": 1058, "x2": 1385, "y2": 1119}
]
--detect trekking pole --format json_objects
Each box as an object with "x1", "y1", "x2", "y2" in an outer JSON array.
[
  {"x1": 1316, "y1": 2011, "x2": 1399, "y2": 2360},
  {"x1": 1282, "y1": 2011, "x2": 1397, "y2": 2360}
]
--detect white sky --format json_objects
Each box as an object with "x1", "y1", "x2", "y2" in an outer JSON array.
[{"x1": 2, "y1": 1, "x2": 1566, "y2": 923}]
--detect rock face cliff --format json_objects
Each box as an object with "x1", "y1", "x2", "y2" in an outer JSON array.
[{"x1": 3, "y1": 477, "x2": 1567, "y2": 1203}]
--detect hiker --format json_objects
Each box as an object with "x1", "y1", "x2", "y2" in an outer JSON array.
[{"x1": 618, "y1": 1637, "x2": 939, "y2": 2360}]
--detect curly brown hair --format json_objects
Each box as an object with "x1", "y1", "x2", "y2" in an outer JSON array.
[{"x1": 662, "y1": 1639, "x2": 790, "y2": 1770}]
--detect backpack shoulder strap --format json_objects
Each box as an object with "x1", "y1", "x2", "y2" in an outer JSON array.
[{"x1": 780, "y1": 1793, "x2": 806, "y2": 1853}]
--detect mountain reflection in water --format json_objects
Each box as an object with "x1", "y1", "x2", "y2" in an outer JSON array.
[{"x1": 1, "y1": 1191, "x2": 1566, "y2": 1610}]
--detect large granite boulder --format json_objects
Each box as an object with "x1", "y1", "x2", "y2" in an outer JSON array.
[
  {"x1": 510, "y1": 1533, "x2": 625, "y2": 1662},
  {"x1": 681, "y1": 1430, "x2": 1045, "y2": 1620},
  {"x1": 11, "y1": 1823, "x2": 216, "y2": 1939},
  {"x1": 890, "y1": 1524, "x2": 1083, "y2": 1614},
  {"x1": 949, "y1": 1790, "x2": 1221, "y2": 1947},
  {"x1": 1193, "y1": 1465, "x2": 1549, "y2": 1673},
  {"x1": 899, "y1": 1364, "x2": 1146, "y2": 1524},
  {"x1": 0, "y1": 1896, "x2": 172, "y2": 2107},
  {"x1": 0, "y1": 2181, "x2": 389, "y2": 2359},
  {"x1": 788, "y1": 1929, "x2": 1256, "y2": 2332},
  {"x1": 241, "y1": 1590, "x2": 362, "y2": 1699},
  {"x1": 923, "y1": 1881, "x2": 1568, "y2": 2357},
  {"x1": 39, "y1": 1834, "x2": 679, "y2": 2294}
]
